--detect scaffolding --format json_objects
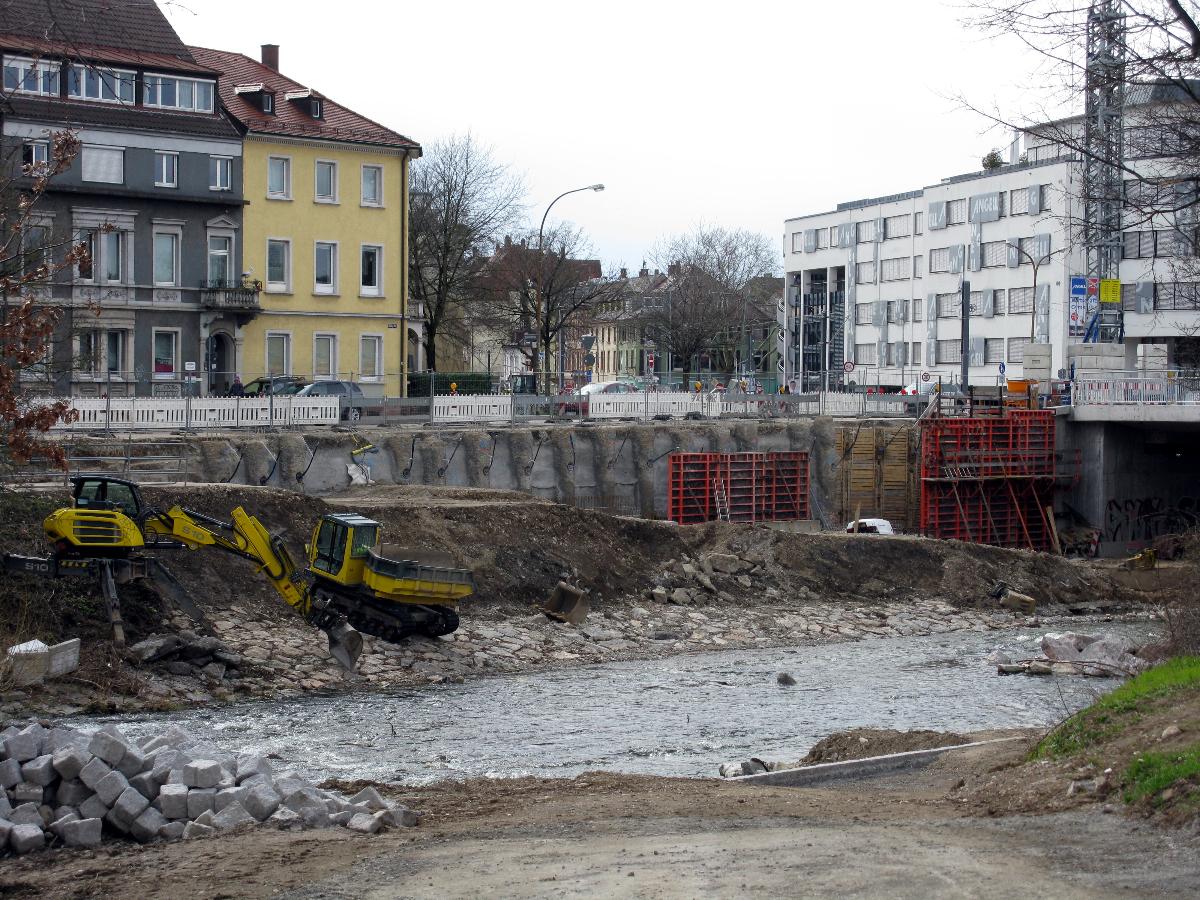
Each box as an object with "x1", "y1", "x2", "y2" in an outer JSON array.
[
  {"x1": 919, "y1": 410, "x2": 1070, "y2": 552},
  {"x1": 668, "y1": 452, "x2": 810, "y2": 525}
]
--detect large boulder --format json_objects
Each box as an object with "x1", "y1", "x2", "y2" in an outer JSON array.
[
  {"x1": 127, "y1": 635, "x2": 183, "y2": 664},
  {"x1": 1040, "y1": 632, "x2": 1100, "y2": 661}
]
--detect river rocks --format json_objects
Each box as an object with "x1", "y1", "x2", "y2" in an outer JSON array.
[
  {"x1": 997, "y1": 631, "x2": 1149, "y2": 678},
  {"x1": 126, "y1": 632, "x2": 242, "y2": 684},
  {"x1": 0, "y1": 723, "x2": 421, "y2": 857}
]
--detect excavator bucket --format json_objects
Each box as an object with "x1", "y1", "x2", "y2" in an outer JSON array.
[
  {"x1": 324, "y1": 622, "x2": 363, "y2": 673},
  {"x1": 543, "y1": 581, "x2": 589, "y2": 625}
]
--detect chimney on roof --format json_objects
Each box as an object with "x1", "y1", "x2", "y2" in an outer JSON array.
[
  {"x1": 639, "y1": 266, "x2": 649, "y2": 278},
  {"x1": 261, "y1": 44, "x2": 280, "y2": 71},
  {"x1": 620, "y1": 267, "x2": 628, "y2": 279}
]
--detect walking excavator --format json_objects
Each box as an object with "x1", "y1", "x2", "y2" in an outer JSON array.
[{"x1": 1, "y1": 475, "x2": 475, "y2": 672}]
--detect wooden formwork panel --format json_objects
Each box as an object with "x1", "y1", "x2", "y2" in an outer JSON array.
[{"x1": 837, "y1": 425, "x2": 917, "y2": 530}]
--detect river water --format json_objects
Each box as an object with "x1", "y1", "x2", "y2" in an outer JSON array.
[{"x1": 79, "y1": 623, "x2": 1158, "y2": 785}]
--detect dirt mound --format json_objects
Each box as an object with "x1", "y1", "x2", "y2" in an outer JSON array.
[{"x1": 798, "y1": 728, "x2": 970, "y2": 765}]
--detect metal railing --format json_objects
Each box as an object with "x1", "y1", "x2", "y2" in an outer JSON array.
[{"x1": 1072, "y1": 370, "x2": 1200, "y2": 406}]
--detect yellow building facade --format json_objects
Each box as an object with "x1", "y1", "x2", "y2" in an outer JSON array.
[{"x1": 191, "y1": 45, "x2": 419, "y2": 396}]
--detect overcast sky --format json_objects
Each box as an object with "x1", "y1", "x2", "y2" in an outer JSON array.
[{"x1": 167, "y1": 0, "x2": 1060, "y2": 273}]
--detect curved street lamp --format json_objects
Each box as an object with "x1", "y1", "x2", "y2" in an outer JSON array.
[{"x1": 532, "y1": 183, "x2": 605, "y2": 393}]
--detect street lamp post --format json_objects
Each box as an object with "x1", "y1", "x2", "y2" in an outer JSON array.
[{"x1": 534, "y1": 183, "x2": 604, "y2": 394}]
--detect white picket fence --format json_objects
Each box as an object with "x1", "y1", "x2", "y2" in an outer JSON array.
[
  {"x1": 49, "y1": 397, "x2": 341, "y2": 431},
  {"x1": 431, "y1": 395, "x2": 514, "y2": 423}
]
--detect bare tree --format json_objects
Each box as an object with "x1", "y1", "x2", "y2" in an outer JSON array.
[
  {"x1": 964, "y1": 1, "x2": 1200, "y2": 337},
  {"x1": 409, "y1": 134, "x2": 525, "y2": 373},
  {"x1": 475, "y1": 224, "x2": 617, "y2": 392},
  {"x1": 642, "y1": 226, "x2": 778, "y2": 374},
  {"x1": 1, "y1": 130, "x2": 88, "y2": 469}
]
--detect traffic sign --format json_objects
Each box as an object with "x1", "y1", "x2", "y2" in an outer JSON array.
[
  {"x1": 647, "y1": 353, "x2": 655, "y2": 368},
  {"x1": 999, "y1": 362, "x2": 1006, "y2": 375},
  {"x1": 921, "y1": 371, "x2": 930, "y2": 383},
  {"x1": 843, "y1": 361, "x2": 855, "y2": 374}
]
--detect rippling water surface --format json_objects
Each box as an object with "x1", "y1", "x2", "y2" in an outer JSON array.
[{"x1": 79, "y1": 623, "x2": 1157, "y2": 784}]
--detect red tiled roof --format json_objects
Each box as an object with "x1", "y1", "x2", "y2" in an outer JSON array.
[
  {"x1": 188, "y1": 46, "x2": 420, "y2": 152},
  {"x1": 1, "y1": 0, "x2": 196, "y2": 57},
  {"x1": 0, "y1": 33, "x2": 215, "y2": 74}
]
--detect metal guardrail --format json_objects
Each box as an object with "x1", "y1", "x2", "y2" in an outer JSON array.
[
  {"x1": 1072, "y1": 370, "x2": 1200, "y2": 406},
  {"x1": 46, "y1": 397, "x2": 341, "y2": 431}
]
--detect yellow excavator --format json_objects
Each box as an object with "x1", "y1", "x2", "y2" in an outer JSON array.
[{"x1": 2, "y1": 475, "x2": 475, "y2": 672}]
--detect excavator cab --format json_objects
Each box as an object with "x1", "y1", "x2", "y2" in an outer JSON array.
[
  {"x1": 309, "y1": 514, "x2": 380, "y2": 587},
  {"x1": 43, "y1": 475, "x2": 146, "y2": 553}
]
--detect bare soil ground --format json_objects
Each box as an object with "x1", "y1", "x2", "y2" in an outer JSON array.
[{"x1": 5, "y1": 732, "x2": 1199, "y2": 900}]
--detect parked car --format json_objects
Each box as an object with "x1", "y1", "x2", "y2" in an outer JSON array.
[
  {"x1": 241, "y1": 375, "x2": 309, "y2": 396},
  {"x1": 846, "y1": 518, "x2": 895, "y2": 535},
  {"x1": 295, "y1": 380, "x2": 372, "y2": 421}
]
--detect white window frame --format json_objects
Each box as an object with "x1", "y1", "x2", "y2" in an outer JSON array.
[
  {"x1": 101, "y1": 230, "x2": 125, "y2": 284},
  {"x1": 314, "y1": 159, "x2": 338, "y2": 204},
  {"x1": 152, "y1": 328, "x2": 181, "y2": 380},
  {"x1": 267, "y1": 155, "x2": 292, "y2": 200},
  {"x1": 206, "y1": 228, "x2": 235, "y2": 286},
  {"x1": 152, "y1": 223, "x2": 183, "y2": 287},
  {"x1": 75, "y1": 228, "x2": 98, "y2": 283},
  {"x1": 68, "y1": 64, "x2": 135, "y2": 104},
  {"x1": 3, "y1": 56, "x2": 60, "y2": 96},
  {"x1": 265, "y1": 238, "x2": 292, "y2": 293},
  {"x1": 155, "y1": 151, "x2": 179, "y2": 188},
  {"x1": 360, "y1": 243, "x2": 383, "y2": 297},
  {"x1": 23, "y1": 140, "x2": 49, "y2": 170},
  {"x1": 81, "y1": 145, "x2": 124, "y2": 184},
  {"x1": 361, "y1": 164, "x2": 384, "y2": 207},
  {"x1": 209, "y1": 155, "x2": 232, "y2": 192},
  {"x1": 143, "y1": 74, "x2": 215, "y2": 113},
  {"x1": 312, "y1": 333, "x2": 338, "y2": 380},
  {"x1": 265, "y1": 331, "x2": 292, "y2": 376},
  {"x1": 311, "y1": 98, "x2": 323, "y2": 119},
  {"x1": 314, "y1": 241, "x2": 338, "y2": 295},
  {"x1": 262, "y1": 92, "x2": 275, "y2": 114},
  {"x1": 359, "y1": 333, "x2": 384, "y2": 382}
]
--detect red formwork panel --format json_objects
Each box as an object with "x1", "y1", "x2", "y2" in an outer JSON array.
[
  {"x1": 668, "y1": 452, "x2": 810, "y2": 525},
  {"x1": 919, "y1": 411, "x2": 1056, "y2": 551}
]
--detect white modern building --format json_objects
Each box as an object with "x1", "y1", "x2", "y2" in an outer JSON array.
[{"x1": 781, "y1": 114, "x2": 1199, "y2": 392}]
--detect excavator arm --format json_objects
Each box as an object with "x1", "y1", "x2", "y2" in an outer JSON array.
[{"x1": 142, "y1": 505, "x2": 363, "y2": 671}]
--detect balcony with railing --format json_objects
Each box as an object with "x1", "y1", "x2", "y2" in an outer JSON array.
[{"x1": 200, "y1": 279, "x2": 261, "y2": 312}]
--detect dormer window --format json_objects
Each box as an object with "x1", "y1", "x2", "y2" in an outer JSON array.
[
  {"x1": 284, "y1": 89, "x2": 323, "y2": 119},
  {"x1": 263, "y1": 93, "x2": 274, "y2": 114},
  {"x1": 235, "y1": 83, "x2": 275, "y2": 115}
]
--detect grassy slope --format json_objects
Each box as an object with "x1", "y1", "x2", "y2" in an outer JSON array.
[{"x1": 1035, "y1": 656, "x2": 1200, "y2": 821}]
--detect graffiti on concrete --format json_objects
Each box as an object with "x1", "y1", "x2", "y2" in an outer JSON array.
[{"x1": 1103, "y1": 495, "x2": 1200, "y2": 543}]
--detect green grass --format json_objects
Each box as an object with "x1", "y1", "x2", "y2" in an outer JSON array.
[
  {"x1": 1034, "y1": 656, "x2": 1200, "y2": 759},
  {"x1": 1124, "y1": 746, "x2": 1200, "y2": 805}
]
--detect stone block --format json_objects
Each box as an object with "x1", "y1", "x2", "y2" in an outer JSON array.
[
  {"x1": 348, "y1": 787, "x2": 389, "y2": 811},
  {"x1": 94, "y1": 770, "x2": 130, "y2": 806},
  {"x1": 78, "y1": 757, "x2": 112, "y2": 790},
  {"x1": 113, "y1": 786, "x2": 150, "y2": 822},
  {"x1": 7, "y1": 640, "x2": 49, "y2": 687},
  {"x1": 140, "y1": 725, "x2": 193, "y2": 754},
  {"x1": 8, "y1": 823, "x2": 44, "y2": 854},
  {"x1": 192, "y1": 809, "x2": 216, "y2": 828},
  {"x1": 105, "y1": 806, "x2": 133, "y2": 834},
  {"x1": 375, "y1": 806, "x2": 420, "y2": 828},
  {"x1": 283, "y1": 786, "x2": 327, "y2": 815},
  {"x1": 130, "y1": 806, "x2": 167, "y2": 843},
  {"x1": 156, "y1": 783, "x2": 188, "y2": 820},
  {"x1": 49, "y1": 811, "x2": 80, "y2": 836},
  {"x1": 0, "y1": 794, "x2": 10, "y2": 819},
  {"x1": 3, "y1": 726, "x2": 43, "y2": 762},
  {"x1": 0, "y1": 757, "x2": 22, "y2": 788},
  {"x1": 88, "y1": 730, "x2": 128, "y2": 767},
  {"x1": 299, "y1": 805, "x2": 331, "y2": 829},
  {"x1": 12, "y1": 781, "x2": 44, "y2": 804},
  {"x1": 79, "y1": 794, "x2": 109, "y2": 820},
  {"x1": 46, "y1": 638, "x2": 81, "y2": 678},
  {"x1": 51, "y1": 746, "x2": 91, "y2": 781},
  {"x1": 128, "y1": 634, "x2": 183, "y2": 664},
  {"x1": 54, "y1": 779, "x2": 91, "y2": 807},
  {"x1": 61, "y1": 817, "x2": 103, "y2": 848},
  {"x1": 186, "y1": 787, "x2": 216, "y2": 819},
  {"x1": 8, "y1": 802, "x2": 43, "y2": 827},
  {"x1": 266, "y1": 806, "x2": 302, "y2": 830},
  {"x1": 21, "y1": 754, "x2": 56, "y2": 787},
  {"x1": 242, "y1": 783, "x2": 279, "y2": 822},
  {"x1": 182, "y1": 821, "x2": 214, "y2": 840},
  {"x1": 212, "y1": 800, "x2": 255, "y2": 831},
  {"x1": 215, "y1": 785, "x2": 247, "y2": 813},
  {"x1": 52, "y1": 804, "x2": 77, "y2": 822},
  {"x1": 183, "y1": 759, "x2": 223, "y2": 789},
  {"x1": 346, "y1": 812, "x2": 380, "y2": 834},
  {"x1": 330, "y1": 810, "x2": 354, "y2": 826},
  {"x1": 44, "y1": 728, "x2": 85, "y2": 754},
  {"x1": 159, "y1": 820, "x2": 186, "y2": 841},
  {"x1": 116, "y1": 746, "x2": 149, "y2": 778},
  {"x1": 130, "y1": 772, "x2": 159, "y2": 800},
  {"x1": 234, "y1": 754, "x2": 272, "y2": 784}
]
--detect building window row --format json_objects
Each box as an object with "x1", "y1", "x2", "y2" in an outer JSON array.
[
  {"x1": 1121, "y1": 228, "x2": 1197, "y2": 259},
  {"x1": 267, "y1": 157, "x2": 384, "y2": 206},
  {"x1": 265, "y1": 239, "x2": 385, "y2": 297},
  {"x1": 264, "y1": 333, "x2": 385, "y2": 381},
  {"x1": 3, "y1": 57, "x2": 215, "y2": 112},
  {"x1": 879, "y1": 256, "x2": 911, "y2": 282}
]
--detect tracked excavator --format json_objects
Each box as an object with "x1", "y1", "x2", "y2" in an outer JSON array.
[{"x1": 1, "y1": 475, "x2": 475, "y2": 672}]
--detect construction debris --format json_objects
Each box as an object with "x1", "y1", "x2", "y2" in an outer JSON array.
[
  {"x1": 0, "y1": 723, "x2": 418, "y2": 856},
  {"x1": 5, "y1": 640, "x2": 81, "y2": 687}
]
